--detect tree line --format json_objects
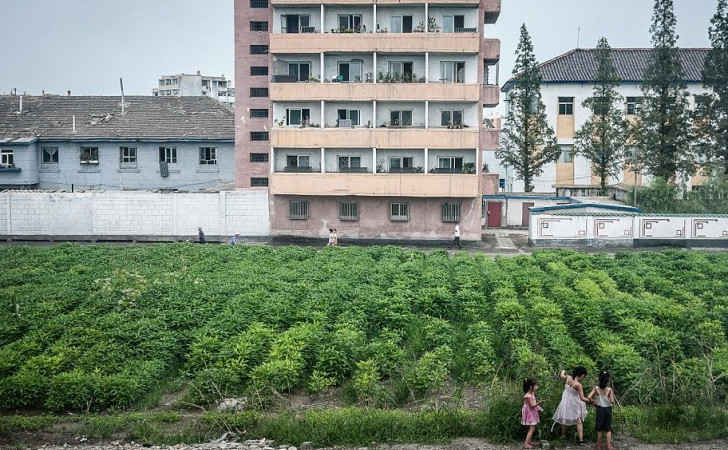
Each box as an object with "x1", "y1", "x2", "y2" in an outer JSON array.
[{"x1": 497, "y1": 0, "x2": 728, "y2": 195}]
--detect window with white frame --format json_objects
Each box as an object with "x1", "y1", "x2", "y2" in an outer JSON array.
[
  {"x1": 337, "y1": 60, "x2": 363, "y2": 82},
  {"x1": 558, "y1": 144, "x2": 574, "y2": 163},
  {"x1": 119, "y1": 146, "x2": 137, "y2": 169},
  {"x1": 390, "y1": 202, "x2": 409, "y2": 222},
  {"x1": 199, "y1": 147, "x2": 217, "y2": 165},
  {"x1": 159, "y1": 146, "x2": 177, "y2": 164},
  {"x1": 80, "y1": 147, "x2": 99, "y2": 165},
  {"x1": 289, "y1": 199, "x2": 310, "y2": 220},
  {"x1": 338, "y1": 156, "x2": 361, "y2": 170},
  {"x1": 390, "y1": 110, "x2": 412, "y2": 127},
  {"x1": 441, "y1": 110, "x2": 464, "y2": 127},
  {"x1": 338, "y1": 14, "x2": 361, "y2": 32},
  {"x1": 441, "y1": 202, "x2": 461, "y2": 223},
  {"x1": 41, "y1": 146, "x2": 59, "y2": 168},
  {"x1": 626, "y1": 97, "x2": 643, "y2": 115},
  {"x1": 339, "y1": 201, "x2": 359, "y2": 221},
  {"x1": 440, "y1": 61, "x2": 465, "y2": 83},
  {"x1": 288, "y1": 62, "x2": 311, "y2": 81},
  {"x1": 443, "y1": 15, "x2": 465, "y2": 33},
  {"x1": 439, "y1": 156, "x2": 463, "y2": 171},
  {"x1": 0, "y1": 149, "x2": 14, "y2": 168},
  {"x1": 390, "y1": 156, "x2": 413, "y2": 171},
  {"x1": 388, "y1": 61, "x2": 414, "y2": 81},
  {"x1": 286, "y1": 108, "x2": 311, "y2": 126},
  {"x1": 337, "y1": 109, "x2": 360, "y2": 126},
  {"x1": 558, "y1": 97, "x2": 574, "y2": 115},
  {"x1": 286, "y1": 154, "x2": 311, "y2": 169}
]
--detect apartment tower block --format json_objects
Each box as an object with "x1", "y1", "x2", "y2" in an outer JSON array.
[{"x1": 235, "y1": 0, "x2": 501, "y2": 241}]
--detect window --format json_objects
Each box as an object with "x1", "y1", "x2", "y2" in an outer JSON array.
[
  {"x1": 250, "y1": 0, "x2": 267, "y2": 8},
  {"x1": 251, "y1": 131, "x2": 269, "y2": 141},
  {"x1": 558, "y1": 144, "x2": 574, "y2": 163},
  {"x1": 119, "y1": 146, "x2": 137, "y2": 169},
  {"x1": 390, "y1": 202, "x2": 409, "y2": 222},
  {"x1": 558, "y1": 97, "x2": 574, "y2": 115},
  {"x1": 337, "y1": 60, "x2": 362, "y2": 82},
  {"x1": 159, "y1": 147, "x2": 177, "y2": 164},
  {"x1": 251, "y1": 177, "x2": 269, "y2": 187},
  {"x1": 443, "y1": 15, "x2": 464, "y2": 32},
  {"x1": 391, "y1": 16, "x2": 402, "y2": 33},
  {"x1": 339, "y1": 202, "x2": 359, "y2": 221},
  {"x1": 440, "y1": 61, "x2": 465, "y2": 83},
  {"x1": 41, "y1": 146, "x2": 59, "y2": 167},
  {"x1": 390, "y1": 110, "x2": 412, "y2": 127},
  {"x1": 289, "y1": 199, "x2": 310, "y2": 219},
  {"x1": 286, "y1": 155, "x2": 311, "y2": 169},
  {"x1": 250, "y1": 109, "x2": 269, "y2": 118},
  {"x1": 337, "y1": 109, "x2": 360, "y2": 126},
  {"x1": 338, "y1": 14, "x2": 361, "y2": 32},
  {"x1": 250, "y1": 87, "x2": 269, "y2": 97},
  {"x1": 199, "y1": 147, "x2": 217, "y2": 165},
  {"x1": 250, "y1": 21, "x2": 268, "y2": 31},
  {"x1": 338, "y1": 156, "x2": 361, "y2": 170},
  {"x1": 288, "y1": 62, "x2": 311, "y2": 82},
  {"x1": 250, "y1": 45, "x2": 269, "y2": 55},
  {"x1": 441, "y1": 110, "x2": 464, "y2": 127},
  {"x1": 441, "y1": 202, "x2": 461, "y2": 223},
  {"x1": 626, "y1": 97, "x2": 643, "y2": 115},
  {"x1": 80, "y1": 147, "x2": 99, "y2": 165},
  {"x1": 388, "y1": 61, "x2": 414, "y2": 81},
  {"x1": 439, "y1": 156, "x2": 463, "y2": 171},
  {"x1": 282, "y1": 14, "x2": 311, "y2": 33},
  {"x1": 0, "y1": 149, "x2": 14, "y2": 168},
  {"x1": 251, "y1": 66, "x2": 269, "y2": 76},
  {"x1": 286, "y1": 108, "x2": 311, "y2": 126},
  {"x1": 389, "y1": 157, "x2": 413, "y2": 171},
  {"x1": 250, "y1": 153, "x2": 269, "y2": 162}
]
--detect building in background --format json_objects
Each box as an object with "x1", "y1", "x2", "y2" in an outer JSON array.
[
  {"x1": 495, "y1": 48, "x2": 710, "y2": 193},
  {"x1": 234, "y1": 0, "x2": 502, "y2": 242},
  {"x1": 154, "y1": 72, "x2": 235, "y2": 106},
  {"x1": 0, "y1": 95, "x2": 234, "y2": 190}
]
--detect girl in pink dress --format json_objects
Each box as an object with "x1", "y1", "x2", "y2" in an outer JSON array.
[{"x1": 522, "y1": 378, "x2": 543, "y2": 449}]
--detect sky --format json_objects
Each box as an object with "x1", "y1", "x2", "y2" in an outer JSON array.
[{"x1": 0, "y1": 0, "x2": 719, "y2": 96}]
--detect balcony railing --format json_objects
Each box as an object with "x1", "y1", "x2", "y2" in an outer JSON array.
[
  {"x1": 283, "y1": 166, "x2": 314, "y2": 172},
  {"x1": 335, "y1": 167, "x2": 370, "y2": 173}
]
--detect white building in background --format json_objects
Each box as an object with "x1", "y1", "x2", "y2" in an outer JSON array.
[
  {"x1": 492, "y1": 48, "x2": 710, "y2": 193},
  {"x1": 154, "y1": 72, "x2": 235, "y2": 106}
]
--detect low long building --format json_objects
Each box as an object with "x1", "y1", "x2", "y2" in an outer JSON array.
[
  {"x1": 0, "y1": 95, "x2": 234, "y2": 191},
  {"x1": 495, "y1": 48, "x2": 710, "y2": 193}
]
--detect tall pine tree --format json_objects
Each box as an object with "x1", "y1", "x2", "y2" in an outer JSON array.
[
  {"x1": 497, "y1": 24, "x2": 559, "y2": 192},
  {"x1": 700, "y1": 0, "x2": 728, "y2": 174},
  {"x1": 632, "y1": 0, "x2": 695, "y2": 181},
  {"x1": 574, "y1": 38, "x2": 629, "y2": 194}
]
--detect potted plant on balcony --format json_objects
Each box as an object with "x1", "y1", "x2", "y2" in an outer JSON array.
[
  {"x1": 415, "y1": 166, "x2": 424, "y2": 173},
  {"x1": 414, "y1": 21, "x2": 425, "y2": 32},
  {"x1": 428, "y1": 17, "x2": 439, "y2": 32},
  {"x1": 308, "y1": 75, "x2": 320, "y2": 82},
  {"x1": 482, "y1": 163, "x2": 489, "y2": 172},
  {"x1": 464, "y1": 163, "x2": 476, "y2": 174}
]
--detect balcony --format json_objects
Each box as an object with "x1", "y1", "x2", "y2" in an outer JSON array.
[
  {"x1": 270, "y1": 32, "x2": 480, "y2": 54},
  {"x1": 483, "y1": 0, "x2": 501, "y2": 23},
  {"x1": 272, "y1": 0, "x2": 482, "y2": 3},
  {"x1": 482, "y1": 84, "x2": 499, "y2": 107},
  {"x1": 479, "y1": 124, "x2": 500, "y2": 150},
  {"x1": 270, "y1": 81, "x2": 481, "y2": 101},
  {"x1": 272, "y1": 127, "x2": 479, "y2": 149},
  {"x1": 270, "y1": 172, "x2": 480, "y2": 197},
  {"x1": 482, "y1": 38, "x2": 500, "y2": 62}
]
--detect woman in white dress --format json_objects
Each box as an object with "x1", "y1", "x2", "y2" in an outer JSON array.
[{"x1": 553, "y1": 366, "x2": 592, "y2": 445}]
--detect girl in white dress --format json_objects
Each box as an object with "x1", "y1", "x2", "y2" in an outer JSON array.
[{"x1": 553, "y1": 366, "x2": 592, "y2": 445}]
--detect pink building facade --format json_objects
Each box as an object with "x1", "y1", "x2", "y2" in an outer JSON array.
[{"x1": 234, "y1": 0, "x2": 501, "y2": 242}]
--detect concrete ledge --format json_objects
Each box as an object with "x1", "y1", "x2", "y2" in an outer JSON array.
[
  {"x1": 273, "y1": 234, "x2": 475, "y2": 248},
  {"x1": 0, "y1": 235, "x2": 270, "y2": 244},
  {"x1": 635, "y1": 239, "x2": 728, "y2": 248},
  {"x1": 529, "y1": 238, "x2": 633, "y2": 248}
]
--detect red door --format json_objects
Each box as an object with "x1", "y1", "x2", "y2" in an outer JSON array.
[
  {"x1": 522, "y1": 202, "x2": 534, "y2": 227},
  {"x1": 487, "y1": 202, "x2": 502, "y2": 228}
]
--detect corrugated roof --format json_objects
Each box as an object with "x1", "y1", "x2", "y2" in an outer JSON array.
[
  {"x1": 0, "y1": 95, "x2": 234, "y2": 141},
  {"x1": 502, "y1": 48, "x2": 710, "y2": 92}
]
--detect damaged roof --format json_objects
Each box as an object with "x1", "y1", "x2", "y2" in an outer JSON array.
[
  {"x1": 502, "y1": 48, "x2": 710, "y2": 92},
  {"x1": 0, "y1": 95, "x2": 234, "y2": 141}
]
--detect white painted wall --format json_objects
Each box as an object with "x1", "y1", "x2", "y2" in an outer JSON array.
[
  {"x1": 273, "y1": 102, "x2": 322, "y2": 127},
  {"x1": 324, "y1": 6, "x2": 374, "y2": 33},
  {"x1": 376, "y1": 101, "x2": 425, "y2": 127},
  {"x1": 273, "y1": 7, "x2": 322, "y2": 33},
  {"x1": 0, "y1": 190, "x2": 270, "y2": 238},
  {"x1": 273, "y1": 54, "x2": 322, "y2": 80},
  {"x1": 428, "y1": 102, "x2": 478, "y2": 128},
  {"x1": 428, "y1": 54, "x2": 478, "y2": 84},
  {"x1": 324, "y1": 101, "x2": 374, "y2": 128}
]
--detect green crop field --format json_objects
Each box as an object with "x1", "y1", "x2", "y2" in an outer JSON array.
[{"x1": 1, "y1": 244, "x2": 728, "y2": 443}]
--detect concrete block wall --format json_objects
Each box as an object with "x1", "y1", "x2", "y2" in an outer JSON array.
[{"x1": 0, "y1": 190, "x2": 270, "y2": 240}]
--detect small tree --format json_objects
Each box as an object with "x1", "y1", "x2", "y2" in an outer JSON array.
[
  {"x1": 699, "y1": 0, "x2": 728, "y2": 175},
  {"x1": 497, "y1": 24, "x2": 559, "y2": 192},
  {"x1": 632, "y1": 0, "x2": 695, "y2": 181},
  {"x1": 574, "y1": 38, "x2": 629, "y2": 194}
]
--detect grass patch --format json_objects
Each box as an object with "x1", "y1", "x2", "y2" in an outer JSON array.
[{"x1": 616, "y1": 405, "x2": 728, "y2": 444}]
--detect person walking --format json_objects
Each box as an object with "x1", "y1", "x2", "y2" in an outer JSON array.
[
  {"x1": 521, "y1": 378, "x2": 544, "y2": 449},
  {"x1": 333, "y1": 228, "x2": 339, "y2": 246},
  {"x1": 198, "y1": 227, "x2": 206, "y2": 244},
  {"x1": 453, "y1": 224, "x2": 461, "y2": 249},
  {"x1": 327, "y1": 228, "x2": 335, "y2": 247},
  {"x1": 588, "y1": 371, "x2": 616, "y2": 450},
  {"x1": 553, "y1": 367, "x2": 592, "y2": 445},
  {"x1": 229, "y1": 232, "x2": 240, "y2": 245}
]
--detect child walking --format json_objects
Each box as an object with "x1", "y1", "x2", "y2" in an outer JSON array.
[
  {"x1": 588, "y1": 371, "x2": 616, "y2": 450},
  {"x1": 522, "y1": 378, "x2": 543, "y2": 449},
  {"x1": 553, "y1": 367, "x2": 592, "y2": 445}
]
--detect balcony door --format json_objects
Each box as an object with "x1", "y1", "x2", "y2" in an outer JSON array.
[
  {"x1": 286, "y1": 108, "x2": 311, "y2": 126},
  {"x1": 288, "y1": 62, "x2": 311, "y2": 82},
  {"x1": 439, "y1": 156, "x2": 463, "y2": 172},
  {"x1": 440, "y1": 61, "x2": 465, "y2": 83},
  {"x1": 337, "y1": 109, "x2": 360, "y2": 127},
  {"x1": 388, "y1": 61, "x2": 413, "y2": 81},
  {"x1": 338, "y1": 156, "x2": 362, "y2": 171},
  {"x1": 390, "y1": 110, "x2": 412, "y2": 127},
  {"x1": 283, "y1": 14, "x2": 310, "y2": 33},
  {"x1": 443, "y1": 15, "x2": 465, "y2": 33},
  {"x1": 391, "y1": 15, "x2": 413, "y2": 33},
  {"x1": 440, "y1": 110, "x2": 463, "y2": 127},
  {"x1": 338, "y1": 14, "x2": 361, "y2": 32},
  {"x1": 338, "y1": 60, "x2": 362, "y2": 82}
]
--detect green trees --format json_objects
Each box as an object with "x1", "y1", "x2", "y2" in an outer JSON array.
[
  {"x1": 699, "y1": 0, "x2": 728, "y2": 174},
  {"x1": 632, "y1": 0, "x2": 695, "y2": 181},
  {"x1": 574, "y1": 38, "x2": 629, "y2": 194},
  {"x1": 497, "y1": 24, "x2": 559, "y2": 192}
]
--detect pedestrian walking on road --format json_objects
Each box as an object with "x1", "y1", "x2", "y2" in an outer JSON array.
[{"x1": 453, "y1": 224, "x2": 461, "y2": 249}]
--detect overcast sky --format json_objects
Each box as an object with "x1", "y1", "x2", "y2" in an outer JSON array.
[{"x1": 0, "y1": 0, "x2": 719, "y2": 96}]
